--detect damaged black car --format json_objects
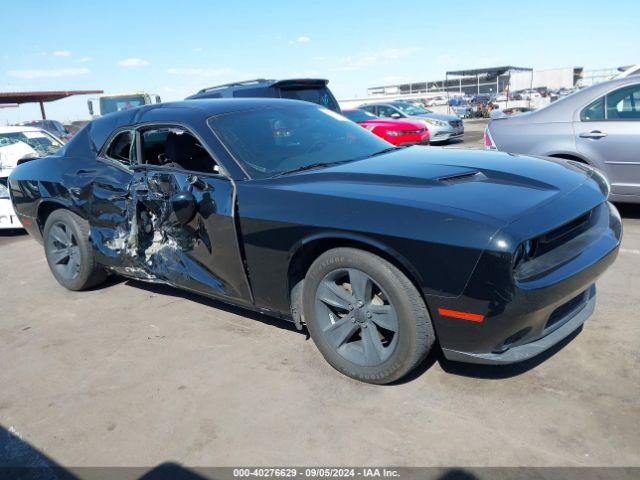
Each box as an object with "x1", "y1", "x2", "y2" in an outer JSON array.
[{"x1": 8, "y1": 99, "x2": 621, "y2": 384}]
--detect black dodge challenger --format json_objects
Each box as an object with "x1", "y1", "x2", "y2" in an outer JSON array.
[{"x1": 8, "y1": 99, "x2": 621, "y2": 383}]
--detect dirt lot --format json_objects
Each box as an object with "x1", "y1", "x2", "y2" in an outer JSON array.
[{"x1": 1, "y1": 151, "x2": 639, "y2": 469}]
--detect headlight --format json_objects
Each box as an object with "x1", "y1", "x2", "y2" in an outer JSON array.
[
  {"x1": 385, "y1": 130, "x2": 401, "y2": 136},
  {"x1": 423, "y1": 118, "x2": 448, "y2": 127},
  {"x1": 0, "y1": 183, "x2": 9, "y2": 199}
]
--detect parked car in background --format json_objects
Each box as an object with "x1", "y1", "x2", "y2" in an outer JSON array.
[
  {"x1": 613, "y1": 64, "x2": 640, "y2": 79},
  {"x1": 359, "y1": 101, "x2": 463, "y2": 143},
  {"x1": 485, "y1": 77, "x2": 640, "y2": 203},
  {"x1": 489, "y1": 106, "x2": 535, "y2": 119},
  {"x1": 8, "y1": 98, "x2": 620, "y2": 383},
  {"x1": 0, "y1": 126, "x2": 63, "y2": 229},
  {"x1": 21, "y1": 120, "x2": 72, "y2": 142},
  {"x1": 87, "y1": 92, "x2": 162, "y2": 118},
  {"x1": 342, "y1": 109, "x2": 429, "y2": 146},
  {"x1": 187, "y1": 78, "x2": 341, "y2": 113}
]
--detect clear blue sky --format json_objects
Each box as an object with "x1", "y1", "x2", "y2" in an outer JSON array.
[{"x1": 1, "y1": 0, "x2": 639, "y2": 123}]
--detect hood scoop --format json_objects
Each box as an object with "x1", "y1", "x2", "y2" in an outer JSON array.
[{"x1": 437, "y1": 171, "x2": 486, "y2": 184}]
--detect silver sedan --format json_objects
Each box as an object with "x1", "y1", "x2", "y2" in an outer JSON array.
[
  {"x1": 359, "y1": 101, "x2": 464, "y2": 144},
  {"x1": 485, "y1": 77, "x2": 640, "y2": 203}
]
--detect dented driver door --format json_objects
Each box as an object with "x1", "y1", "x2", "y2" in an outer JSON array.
[{"x1": 126, "y1": 165, "x2": 253, "y2": 306}]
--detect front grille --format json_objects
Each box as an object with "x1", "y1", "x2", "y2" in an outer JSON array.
[
  {"x1": 545, "y1": 290, "x2": 589, "y2": 331},
  {"x1": 448, "y1": 120, "x2": 462, "y2": 128},
  {"x1": 399, "y1": 128, "x2": 425, "y2": 135},
  {"x1": 535, "y1": 209, "x2": 594, "y2": 257}
]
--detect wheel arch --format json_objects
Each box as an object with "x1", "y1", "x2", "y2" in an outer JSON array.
[
  {"x1": 287, "y1": 233, "x2": 426, "y2": 317},
  {"x1": 545, "y1": 151, "x2": 593, "y2": 165},
  {"x1": 36, "y1": 199, "x2": 78, "y2": 234}
]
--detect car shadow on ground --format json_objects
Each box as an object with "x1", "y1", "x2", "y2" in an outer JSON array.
[
  {"x1": 615, "y1": 202, "x2": 640, "y2": 219},
  {"x1": 1, "y1": 425, "x2": 481, "y2": 479},
  {"x1": 0, "y1": 228, "x2": 27, "y2": 236},
  {"x1": 113, "y1": 276, "x2": 581, "y2": 383},
  {"x1": 123, "y1": 279, "x2": 306, "y2": 336}
]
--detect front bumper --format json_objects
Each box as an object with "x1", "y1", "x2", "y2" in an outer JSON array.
[
  {"x1": 430, "y1": 200, "x2": 621, "y2": 365},
  {"x1": 428, "y1": 125, "x2": 464, "y2": 142},
  {"x1": 0, "y1": 198, "x2": 23, "y2": 229},
  {"x1": 442, "y1": 285, "x2": 595, "y2": 364}
]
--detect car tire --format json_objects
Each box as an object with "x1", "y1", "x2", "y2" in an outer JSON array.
[
  {"x1": 43, "y1": 209, "x2": 107, "y2": 291},
  {"x1": 302, "y1": 247, "x2": 435, "y2": 384}
]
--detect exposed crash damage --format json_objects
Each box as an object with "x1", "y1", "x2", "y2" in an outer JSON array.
[
  {"x1": 8, "y1": 99, "x2": 621, "y2": 384},
  {"x1": 96, "y1": 173, "x2": 217, "y2": 288}
]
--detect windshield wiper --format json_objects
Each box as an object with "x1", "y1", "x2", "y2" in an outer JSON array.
[
  {"x1": 370, "y1": 146, "x2": 401, "y2": 157},
  {"x1": 352, "y1": 146, "x2": 400, "y2": 161},
  {"x1": 272, "y1": 159, "x2": 353, "y2": 178},
  {"x1": 271, "y1": 148, "x2": 400, "y2": 178}
]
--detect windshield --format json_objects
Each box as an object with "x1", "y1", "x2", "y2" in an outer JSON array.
[
  {"x1": 0, "y1": 130, "x2": 63, "y2": 157},
  {"x1": 99, "y1": 95, "x2": 147, "y2": 115},
  {"x1": 394, "y1": 103, "x2": 432, "y2": 115},
  {"x1": 208, "y1": 105, "x2": 391, "y2": 179},
  {"x1": 343, "y1": 109, "x2": 377, "y2": 123}
]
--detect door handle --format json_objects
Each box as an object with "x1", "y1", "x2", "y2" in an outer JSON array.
[
  {"x1": 76, "y1": 168, "x2": 97, "y2": 175},
  {"x1": 579, "y1": 131, "x2": 607, "y2": 139}
]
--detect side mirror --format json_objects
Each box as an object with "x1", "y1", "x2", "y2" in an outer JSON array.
[
  {"x1": 170, "y1": 191, "x2": 197, "y2": 224},
  {"x1": 390, "y1": 113, "x2": 402, "y2": 119}
]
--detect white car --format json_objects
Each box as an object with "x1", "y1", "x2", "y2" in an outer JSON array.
[{"x1": 0, "y1": 126, "x2": 64, "y2": 229}]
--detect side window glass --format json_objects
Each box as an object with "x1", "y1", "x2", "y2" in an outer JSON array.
[
  {"x1": 104, "y1": 131, "x2": 134, "y2": 166},
  {"x1": 581, "y1": 97, "x2": 605, "y2": 121},
  {"x1": 377, "y1": 106, "x2": 394, "y2": 118},
  {"x1": 140, "y1": 127, "x2": 219, "y2": 174},
  {"x1": 606, "y1": 85, "x2": 640, "y2": 120}
]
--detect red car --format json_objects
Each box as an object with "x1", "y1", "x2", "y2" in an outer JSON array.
[{"x1": 342, "y1": 109, "x2": 429, "y2": 146}]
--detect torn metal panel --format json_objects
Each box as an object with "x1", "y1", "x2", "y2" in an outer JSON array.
[{"x1": 87, "y1": 168, "x2": 252, "y2": 305}]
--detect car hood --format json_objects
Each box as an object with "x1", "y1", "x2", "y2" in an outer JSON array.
[{"x1": 269, "y1": 147, "x2": 602, "y2": 226}]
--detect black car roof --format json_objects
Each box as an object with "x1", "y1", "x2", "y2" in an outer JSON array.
[
  {"x1": 92, "y1": 98, "x2": 310, "y2": 126},
  {"x1": 74, "y1": 98, "x2": 313, "y2": 157},
  {"x1": 189, "y1": 78, "x2": 329, "y2": 97}
]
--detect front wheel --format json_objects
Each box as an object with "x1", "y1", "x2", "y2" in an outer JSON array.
[
  {"x1": 302, "y1": 248, "x2": 435, "y2": 384},
  {"x1": 43, "y1": 209, "x2": 107, "y2": 291}
]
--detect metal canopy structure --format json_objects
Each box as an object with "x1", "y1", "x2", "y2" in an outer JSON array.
[
  {"x1": 0, "y1": 90, "x2": 103, "y2": 119},
  {"x1": 445, "y1": 66, "x2": 532, "y2": 77},
  {"x1": 445, "y1": 66, "x2": 533, "y2": 100}
]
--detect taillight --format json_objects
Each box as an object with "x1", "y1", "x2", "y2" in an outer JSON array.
[{"x1": 483, "y1": 127, "x2": 496, "y2": 150}]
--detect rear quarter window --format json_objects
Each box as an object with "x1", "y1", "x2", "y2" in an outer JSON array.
[
  {"x1": 581, "y1": 97, "x2": 605, "y2": 121},
  {"x1": 279, "y1": 87, "x2": 339, "y2": 111},
  {"x1": 233, "y1": 87, "x2": 277, "y2": 98}
]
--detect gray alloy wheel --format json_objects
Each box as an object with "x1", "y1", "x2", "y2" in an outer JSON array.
[
  {"x1": 314, "y1": 268, "x2": 399, "y2": 366},
  {"x1": 46, "y1": 221, "x2": 81, "y2": 282},
  {"x1": 303, "y1": 247, "x2": 435, "y2": 384},
  {"x1": 43, "y1": 209, "x2": 107, "y2": 291}
]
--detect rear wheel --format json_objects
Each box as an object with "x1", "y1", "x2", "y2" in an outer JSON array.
[
  {"x1": 43, "y1": 209, "x2": 107, "y2": 291},
  {"x1": 302, "y1": 247, "x2": 435, "y2": 384}
]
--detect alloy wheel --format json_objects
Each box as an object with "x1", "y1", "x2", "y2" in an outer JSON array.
[
  {"x1": 46, "y1": 221, "x2": 81, "y2": 281},
  {"x1": 314, "y1": 268, "x2": 399, "y2": 366}
]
